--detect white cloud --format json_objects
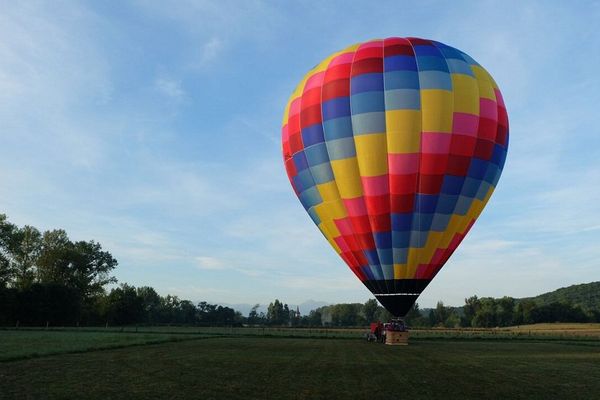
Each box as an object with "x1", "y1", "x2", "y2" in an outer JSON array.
[
  {"x1": 154, "y1": 77, "x2": 185, "y2": 100},
  {"x1": 196, "y1": 256, "x2": 225, "y2": 270}
]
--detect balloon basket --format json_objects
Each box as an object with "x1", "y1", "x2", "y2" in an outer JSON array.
[{"x1": 385, "y1": 330, "x2": 410, "y2": 346}]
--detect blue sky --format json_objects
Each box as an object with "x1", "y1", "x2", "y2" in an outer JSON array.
[{"x1": 1, "y1": 1, "x2": 599, "y2": 309}]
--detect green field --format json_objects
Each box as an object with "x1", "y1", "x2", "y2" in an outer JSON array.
[{"x1": 1, "y1": 329, "x2": 600, "y2": 399}]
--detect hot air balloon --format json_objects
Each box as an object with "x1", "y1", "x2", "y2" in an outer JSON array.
[{"x1": 281, "y1": 37, "x2": 508, "y2": 318}]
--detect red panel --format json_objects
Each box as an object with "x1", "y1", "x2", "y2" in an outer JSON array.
[
  {"x1": 353, "y1": 45, "x2": 383, "y2": 61},
  {"x1": 323, "y1": 63, "x2": 352, "y2": 83},
  {"x1": 355, "y1": 232, "x2": 375, "y2": 249},
  {"x1": 419, "y1": 174, "x2": 444, "y2": 194},
  {"x1": 450, "y1": 134, "x2": 476, "y2": 156},
  {"x1": 477, "y1": 117, "x2": 497, "y2": 141},
  {"x1": 420, "y1": 154, "x2": 448, "y2": 175},
  {"x1": 390, "y1": 194, "x2": 415, "y2": 213},
  {"x1": 350, "y1": 215, "x2": 372, "y2": 234},
  {"x1": 322, "y1": 79, "x2": 349, "y2": 101},
  {"x1": 288, "y1": 132, "x2": 304, "y2": 154},
  {"x1": 364, "y1": 194, "x2": 391, "y2": 215},
  {"x1": 383, "y1": 44, "x2": 414, "y2": 56},
  {"x1": 390, "y1": 174, "x2": 418, "y2": 194},
  {"x1": 351, "y1": 58, "x2": 383, "y2": 76},
  {"x1": 473, "y1": 138, "x2": 495, "y2": 160},
  {"x1": 369, "y1": 213, "x2": 391, "y2": 231},
  {"x1": 300, "y1": 87, "x2": 322, "y2": 108},
  {"x1": 284, "y1": 158, "x2": 297, "y2": 178},
  {"x1": 446, "y1": 154, "x2": 471, "y2": 176},
  {"x1": 407, "y1": 37, "x2": 433, "y2": 46},
  {"x1": 299, "y1": 104, "x2": 322, "y2": 128}
]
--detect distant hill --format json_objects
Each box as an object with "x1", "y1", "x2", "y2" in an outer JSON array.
[{"x1": 523, "y1": 281, "x2": 600, "y2": 310}]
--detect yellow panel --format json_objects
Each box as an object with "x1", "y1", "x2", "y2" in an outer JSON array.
[
  {"x1": 394, "y1": 264, "x2": 410, "y2": 279},
  {"x1": 420, "y1": 90, "x2": 453, "y2": 132},
  {"x1": 319, "y1": 218, "x2": 341, "y2": 238},
  {"x1": 317, "y1": 181, "x2": 340, "y2": 202},
  {"x1": 330, "y1": 158, "x2": 364, "y2": 198},
  {"x1": 386, "y1": 110, "x2": 421, "y2": 153},
  {"x1": 354, "y1": 133, "x2": 388, "y2": 176},
  {"x1": 451, "y1": 74, "x2": 479, "y2": 115},
  {"x1": 471, "y1": 66, "x2": 495, "y2": 100}
]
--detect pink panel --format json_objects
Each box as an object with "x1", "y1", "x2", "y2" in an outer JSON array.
[
  {"x1": 421, "y1": 132, "x2": 452, "y2": 154},
  {"x1": 343, "y1": 197, "x2": 368, "y2": 216},
  {"x1": 361, "y1": 175, "x2": 389, "y2": 196},
  {"x1": 388, "y1": 153, "x2": 419, "y2": 174},
  {"x1": 452, "y1": 112, "x2": 479, "y2": 137}
]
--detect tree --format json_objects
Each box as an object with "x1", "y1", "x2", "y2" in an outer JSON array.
[
  {"x1": 472, "y1": 298, "x2": 498, "y2": 327},
  {"x1": 105, "y1": 284, "x2": 144, "y2": 325},
  {"x1": 12, "y1": 226, "x2": 42, "y2": 289},
  {"x1": 0, "y1": 214, "x2": 17, "y2": 287},
  {"x1": 36, "y1": 230, "x2": 73, "y2": 285},
  {"x1": 462, "y1": 296, "x2": 480, "y2": 327},
  {"x1": 267, "y1": 299, "x2": 285, "y2": 325},
  {"x1": 497, "y1": 296, "x2": 516, "y2": 327},
  {"x1": 69, "y1": 240, "x2": 118, "y2": 298},
  {"x1": 137, "y1": 286, "x2": 162, "y2": 324},
  {"x1": 363, "y1": 299, "x2": 379, "y2": 322}
]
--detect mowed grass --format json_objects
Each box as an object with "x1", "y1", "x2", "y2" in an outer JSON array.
[
  {"x1": 0, "y1": 329, "x2": 202, "y2": 362},
  {"x1": 1, "y1": 333, "x2": 600, "y2": 399}
]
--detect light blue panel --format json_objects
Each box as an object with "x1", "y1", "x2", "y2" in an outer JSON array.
[
  {"x1": 383, "y1": 70, "x2": 420, "y2": 90},
  {"x1": 323, "y1": 116, "x2": 353, "y2": 140},
  {"x1": 409, "y1": 231, "x2": 430, "y2": 248},
  {"x1": 350, "y1": 91, "x2": 386, "y2": 114},
  {"x1": 304, "y1": 142, "x2": 330, "y2": 166},
  {"x1": 393, "y1": 248, "x2": 409, "y2": 264},
  {"x1": 418, "y1": 70, "x2": 452, "y2": 90},
  {"x1": 310, "y1": 163, "x2": 334, "y2": 184},
  {"x1": 307, "y1": 207, "x2": 321, "y2": 225},
  {"x1": 475, "y1": 181, "x2": 491, "y2": 200},
  {"x1": 446, "y1": 59, "x2": 475, "y2": 76},
  {"x1": 384, "y1": 89, "x2": 420, "y2": 110},
  {"x1": 454, "y1": 195, "x2": 474, "y2": 215},
  {"x1": 431, "y1": 213, "x2": 452, "y2": 232},
  {"x1": 325, "y1": 137, "x2": 356, "y2": 160},
  {"x1": 299, "y1": 186, "x2": 322, "y2": 210},
  {"x1": 350, "y1": 112, "x2": 386, "y2": 135}
]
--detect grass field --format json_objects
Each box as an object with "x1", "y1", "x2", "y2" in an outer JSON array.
[{"x1": 1, "y1": 327, "x2": 599, "y2": 399}]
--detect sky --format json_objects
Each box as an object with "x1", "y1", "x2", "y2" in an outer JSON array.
[{"x1": 1, "y1": 0, "x2": 599, "y2": 310}]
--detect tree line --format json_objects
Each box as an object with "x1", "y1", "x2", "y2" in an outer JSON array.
[{"x1": 2, "y1": 214, "x2": 599, "y2": 328}]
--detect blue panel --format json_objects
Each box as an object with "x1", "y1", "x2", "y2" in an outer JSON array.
[
  {"x1": 350, "y1": 91, "x2": 385, "y2": 114},
  {"x1": 392, "y1": 248, "x2": 408, "y2": 264},
  {"x1": 409, "y1": 231, "x2": 429, "y2": 247},
  {"x1": 304, "y1": 142, "x2": 329, "y2": 166},
  {"x1": 374, "y1": 232, "x2": 392, "y2": 248},
  {"x1": 454, "y1": 195, "x2": 473, "y2": 215},
  {"x1": 292, "y1": 151, "x2": 308, "y2": 171},
  {"x1": 295, "y1": 169, "x2": 314, "y2": 192},
  {"x1": 415, "y1": 56, "x2": 449, "y2": 72},
  {"x1": 325, "y1": 137, "x2": 356, "y2": 160},
  {"x1": 418, "y1": 70, "x2": 452, "y2": 90},
  {"x1": 381, "y1": 264, "x2": 394, "y2": 280},
  {"x1": 351, "y1": 73, "x2": 384, "y2": 94},
  {"x1": 415, "y1": 194, "x2": 438, "y2": 213},
  {"x1": 441, "y1": 175, "x2": 465, "y2": 195},
  {"x1": 362, "y1": 265, "x2": 375, "y2": 280},
  {"x1": 351, "y1": 112, "x2": 386, "y2": 135},
  {"x1": 483, "y1": 164, "x2": 498, "y2": 184},
  {"x1": 323, "y1": 117, "x2": 353, "y2": 140},
  {"x1": 310, "y1": 163, "x2": 334, "y2": 184},
  {"x1": 431, "y1": 213, "x2": 452, "y2": 232},
  {"x1": 445, "y1": 59, "x2": 474, "y2": 76},
  {"x1": 436, "y1": 194, "x2": 458, "y2": 214},
  {"x1": 307, "y1": 208, "x2": 321, "y2": 225},
  {"x1": 392, "y1": 213, "x2": 413, "y2": 231},
  {"x1": 413, "y1": 45, "x2": 442, "y2": 57},
  {"x1": 432, "y1": 42, "x2": 464, "y2": 60},
  {"x1": 369, "y1": 265, "x2": 384, "y2": 281},
  {"x1": 467, "y1": 158, "x2": 488, "y2": 179},
  {"x1": 384, "y1": 89, "x2": 420, "y2": 110},
  {"x1": 392, "y1": 231, "x2": 411, "y2": 247},
  {"x1": 413, "y1": 213, "x2": 434, "y2": 231},
  {"x1": 462, "y1": 177, "x2": 481, "y2": 198},
  {"x1": 383, "y1": 71, "x2": 420, "y2": 90},
  {"x1": 322, "y1": 97, "x2": 351, "y2": 121},
  {"x1": 301, "y1": 123, "x2": 324, "y2": 147},
  {"x1": 459, "y1": 51, "x2": 480, "y2": 66},
  {"x1": 475, "y1": 181, "x2": 491, "y2": 200},
  {"x1": 384, "y1": 55, "x2": 418, "y2": 71},
  {"x1": 364, "y1": 249, "x2": 381, "y2": 265},
  {"x1": 491, "y1": 144, "x2": 505, "y2": 166},
  {"x1": 299, "y1": 186, "x2": 322, "y2": 210}
]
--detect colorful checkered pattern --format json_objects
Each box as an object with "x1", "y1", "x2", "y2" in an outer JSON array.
[{"x1": 281, "y1": 38, "x2": 508, "y2": 316}]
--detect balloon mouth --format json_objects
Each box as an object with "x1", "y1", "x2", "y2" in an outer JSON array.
[
  {"x1": 367, "y1": 279, "x2": 432, "y2": 317},
  {"x1": 375, "y1": 294, "x2": 420, "y2": 318}
]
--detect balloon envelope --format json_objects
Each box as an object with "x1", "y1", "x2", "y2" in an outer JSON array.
[{"x1": 281, "y1": 38, "x2": 508, "y2": 317}]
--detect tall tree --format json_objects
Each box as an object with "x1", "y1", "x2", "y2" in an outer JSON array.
[
  {"x1": 69, "y1": 240, "x2": 118, "y2": 298},
  {"x1": 363, "y1": 299, "x2": 379, "y2": 322},
  {"x1": 12, "y1": 225, "x2": 42, "y2": 289}
]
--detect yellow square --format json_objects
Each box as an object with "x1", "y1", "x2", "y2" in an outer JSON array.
[
  {"x1": 451, "y1": 74, "x2": 479, "y2": 115},
  {"x1": 472, "y1": 66, "x2": 495, "y2": 100},
  {"x1": 354, "y1": 133, "x2": 389, "y2": 176},
  {"x1": 420, "y1": 90, "x2": 453, "y2": 132},
  {"x1": 317, "y1": 181, "x2": 340, "y2": 202},
  {"x1": 330, "y1": 158, "x2": 363, "y2": 198},
  {"x1": 386, "y1": 110, "x2": 421, "y2": 153}
]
